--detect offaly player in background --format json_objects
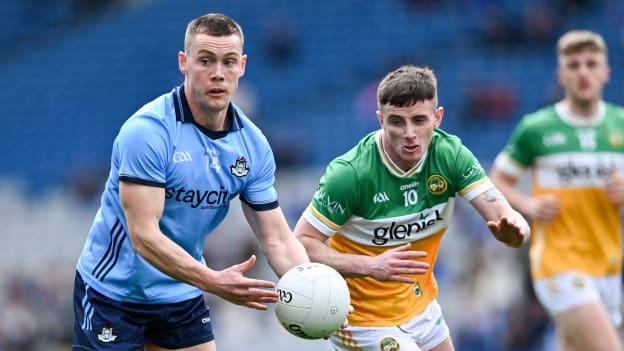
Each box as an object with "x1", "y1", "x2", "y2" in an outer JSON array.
[
  {"x1": 72, "y1": 13, "x2": 309, "y2": 351},
  {"x1": 490, "y1": 30, "x2": 624, "y2": 351},
  {"x1": 294, "y1": 65, "x2": 530, "y2": 351}
]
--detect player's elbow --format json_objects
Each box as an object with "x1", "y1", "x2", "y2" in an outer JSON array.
[
  {"x1": 126, "y1": 223, "x2": 154, "y2": 255},
  {"x1": 294, "y1": 233, "x2": 324, "y2": 261}
]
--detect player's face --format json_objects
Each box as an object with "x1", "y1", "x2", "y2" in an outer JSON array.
[
  {"x1": 377, "y1": 100, "x2": 443, "y2": 170},
  {"x1": 178, "y1": 34, "x2": 246, "y2": 113},
  {"x1": 558, "y1": 49, "x2": 609, "y2": 105}
]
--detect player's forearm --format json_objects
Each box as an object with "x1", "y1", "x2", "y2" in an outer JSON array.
[
  {"x1": 490, "y1": 172, "x2": 534, "y2": 216},
  {"x1": 129, "y1": 225, "x2": 215, "y2": 292},
  {"x1": 497, "y1": 184, "x2": 535, "y2": 216},
  {"x1": 297, "y1": 235, "x2": 372, "y2": 278},
  {"x1": 262, "y1": 232, "x2": 310, "y2": 277}
]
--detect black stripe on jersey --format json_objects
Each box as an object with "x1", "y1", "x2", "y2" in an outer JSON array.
[
  {"x1": 119, "y1": 175, "x2": 165, "y2": 188},
  {"x1": 97, "y1": 230, "x2": 127, "y2": 281},
  {"x1": 91, "y1": 219, "x2": 120, "y2": 276},
  {"x1": 240, "y1": 195, "x2": 279, "y2": 211},
  {"x1": 93, "y1": 223, "x2": 125, "y2": 280},
  {"x1": 173, "y1": 86, "x2": 185, "y2": 123}
]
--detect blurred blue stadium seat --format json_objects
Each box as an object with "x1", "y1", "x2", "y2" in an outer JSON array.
[{"x1": 0, "y1": 0, "x2": 622, "y2": 191}]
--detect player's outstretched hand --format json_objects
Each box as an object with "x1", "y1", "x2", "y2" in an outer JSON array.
[
  {"x1": 206, "y1": 255, "x2": 279, "y2": 310},
  {"x1": 606, "y1": 172, "x2": 624, "y2": 204},
  {"x1": 368, "y1": 243, "x2": 429, "y2": 284},
  {"x1": 527, "y1": 194, "x2": 560, "y2": 222},
  {"x1": 487, "y1": 212, "x2": 530, "y2": 248}
]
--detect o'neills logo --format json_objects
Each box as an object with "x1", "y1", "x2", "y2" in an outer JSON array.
[{"x1": 371, "y1": 210, "x2": 443, "y2": 245}]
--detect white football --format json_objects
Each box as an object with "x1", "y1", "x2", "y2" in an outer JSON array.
[{"x1": 275, "y1": 263, "x2": 350, "y2": 339}]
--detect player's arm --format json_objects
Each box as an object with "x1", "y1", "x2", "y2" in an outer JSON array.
[
  {"x1": 294, "y1": 217, "x2": 428, "y2": 284},
  {"x1": 121, "y1": 181, "x2": 277, "y2": 310},
  {"x1": 469, "y1": 186, "x2": 530, "y2": 248},
  {"x1": 241, "y1": 204, "x2": 309, "y2": 277},
  {"x1": 490, "y1": 156, "x2": 560, "y2": 221}
]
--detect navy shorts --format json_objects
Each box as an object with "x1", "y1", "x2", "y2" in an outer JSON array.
[{"x1": 72, "y1": 271, "x2": 214, "y2": 350}]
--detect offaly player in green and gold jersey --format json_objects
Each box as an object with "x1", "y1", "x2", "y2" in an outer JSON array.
[
  {"x1": 294, "y1": 65, "x2": 530, "y2": 351},
  {"x1": 491, "y1": 31, "x2": 624, "y2": 351}
]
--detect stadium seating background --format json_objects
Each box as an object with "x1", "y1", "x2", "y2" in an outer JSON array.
[{"x1": 0, "y1": 0, "x2": 622, "y2": 350}]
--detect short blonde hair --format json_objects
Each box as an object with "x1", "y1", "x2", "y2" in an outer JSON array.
[
  {"x1": 557, "y1": 30, "x2": 607, "y2": 57},
  {"x1": 184, "y1": 13, "x2": 244, "y2": 53}
]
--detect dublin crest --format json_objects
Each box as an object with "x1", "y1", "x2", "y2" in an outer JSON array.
[
  {"x1": 230, "y1": 156, "x2": 249, "y2": 177},
  {"x1": 97, "y1": 325, "x2": 118, "y2": 343}
]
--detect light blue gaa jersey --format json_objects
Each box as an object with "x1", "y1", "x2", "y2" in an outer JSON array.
[{"x1": 77, "y1": 85, "x2": 278, "y2": 304}]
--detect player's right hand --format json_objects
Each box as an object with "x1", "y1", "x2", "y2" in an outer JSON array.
[
  {"x1": 367, "y1": 243, "x2": 429, "y2": 284},
  {"x1": 606, "y1": 171, "x2": 624, "y2": 204},
  {"x1": 206, "y1": 255, "x2": 279, "y2": 310},
  {"x1": 528, "y1": 194, "x2": 561, "y2": 222}
]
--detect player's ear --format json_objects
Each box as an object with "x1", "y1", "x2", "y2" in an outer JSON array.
[
  {"x1": 178, "y1": 51, "x2": 188, "y2": 75},
  {"x1": 376, "y1": 110, "x2": 384, "y2": 127},
  {"x1": 556, "y1": 66, "x2": 564, "y2": 86},
  {"x1": 239, "y1": 54, "x2": 247, "y2": 77},
  {"x1": 433, "y1": 106, "x2": 444, "y2": 128}
]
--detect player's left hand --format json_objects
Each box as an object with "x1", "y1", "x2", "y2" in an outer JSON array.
[
  {"x1": 487, "y1": 212, "x2": 530, "y2": 248},
  {"x1": 606, "y1": 172, "x2": 624, "y2": 204}
]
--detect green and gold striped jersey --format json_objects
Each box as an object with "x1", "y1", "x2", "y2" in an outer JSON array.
[
  {"x1": 303, "y1": 129, "x2": 492, "y2": 327},
  {"x1": 494, "y1": 101, "x2": 624, "y2": 279}
]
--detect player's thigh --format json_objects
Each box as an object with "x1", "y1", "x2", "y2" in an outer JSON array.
[
  {"x1": 144, "y1": 295, "x2": 214, "y2": 350},
  {"x1": 596, "y1": 274, "x2": 623, "y2": 327},
  {"x1": 145, "y1": 340, "x2": 216, "y2": 351},
  {"x1": 403, "y1": 300, "x2": 450, "y2": 351},
  {"x1": 555, "y1": 301, "x2": 623, "y2": 351},
  {"x1": 72, "y1": 272, "x2": 144, "y2": 350},
  {"x1": 426, "y1": 337, "x2": 454, "y2": 351},
  {"x1": 534, "y1": 273, "x2": 602, "y2": 319}
]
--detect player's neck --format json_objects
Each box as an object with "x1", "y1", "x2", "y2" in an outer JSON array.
[
  {"x1": 564, "y1": 97, "x2": 601, "y2": 117},
  {"x1": 184, "y1": 85, "x2": 229, "y2": 131},
  {"x1": 381, "y1": 135, "x2": 421, "y2": 172},
  {"x1": 192, "y1": 108, "x2": 229, "y2": 131}
]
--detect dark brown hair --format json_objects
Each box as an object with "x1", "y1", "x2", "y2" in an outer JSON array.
[{"x1": 377, "y1": 65, "x2": 438, "y2": 109}]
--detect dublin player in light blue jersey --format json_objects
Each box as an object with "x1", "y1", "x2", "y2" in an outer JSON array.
[{"x1": 72, "y1": 13, "x2": 309, "y2": 351}]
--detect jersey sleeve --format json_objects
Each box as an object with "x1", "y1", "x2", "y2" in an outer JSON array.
[
  {"x1": 454, "y1": 144, "x2": 493, "y2": 201},
  {"x1": 240, "y1": 145, "x2": 279, "y2": 211},
  {"x1": 116, "y1": 115, "x2": 170, "y2": 187},
  {"x1": 302, "y1": 160, "x2": 357, "y2": 236},
  {"x1": 493, "y1": 117, "x2": 534, "y2": 177}
]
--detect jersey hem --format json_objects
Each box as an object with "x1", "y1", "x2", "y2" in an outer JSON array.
[
  {"x1": 348, "y1": 296, "x2": 436, "y2": 327},
  {"x1": 76, "y1": 265, "x2": 203, "y2": 304}
]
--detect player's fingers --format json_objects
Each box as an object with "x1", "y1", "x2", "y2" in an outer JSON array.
[
  {"x1": 394, "y1": 260, "x2": 429, "y2": 269},
  {"x1": 253, "y1": 296, "x2": 279, "y2": 303},
  {"x1": 241, "y1": 277, "x2": 276, "y2": 289},
  {"x1": 247, "y1": 287, "x2": 279, "y2": 299},
  {"x1": 394, "y1": 250, "x2": 427, "y2": 259},
  {"x1": 232, "y1": 255, "x2": 257, "y2": 272},
  {"x1": 243, "y1": 301, "x2": 268, "y2": 310},
  {"x1": 487, "y1": 221, "x2": 499, "y2": 232},
  {"x1": 396, "y1": 268, "x2": 428, "y2": 275},
  {"x1": 341, "y1": 317, "x2": 349, "y2": 329},
  {"x1": 389, "y1": 275, "x2": 416, "y2": 284},
  {"x1": 386, "y1": 243, "x2": 412, "y2": 253}
]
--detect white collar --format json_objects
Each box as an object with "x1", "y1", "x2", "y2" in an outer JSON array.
[
  {"x1": 555, "y1": 100, "x2": 605, "y2": 127},
  {"x1": 376, "y1": 131, "x2": 427, "y2": 177}
]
